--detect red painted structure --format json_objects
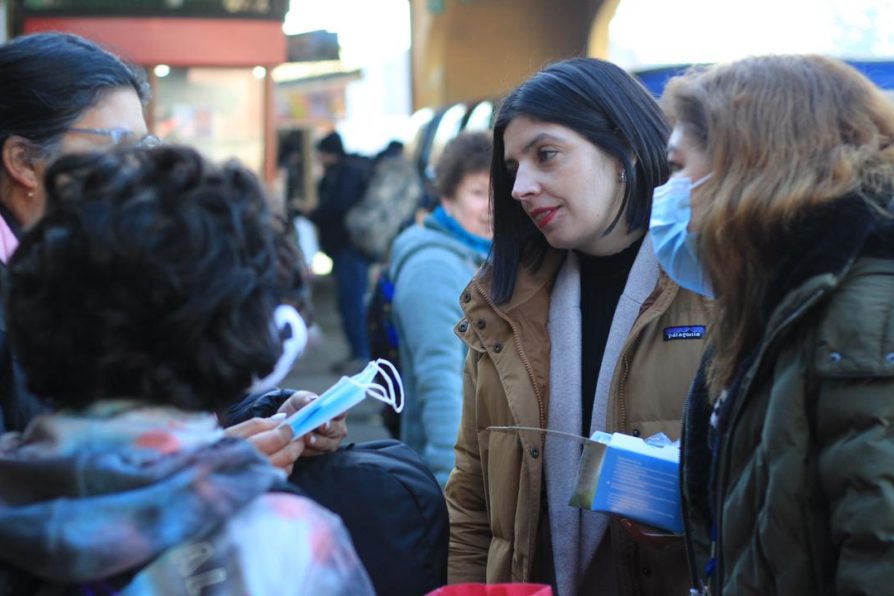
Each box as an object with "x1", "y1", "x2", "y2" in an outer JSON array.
[
  {"x1": 15, "y1": 12, "x2": 286, "y2": 182},
  {"x1": 23, "y1": 17, "x2": 285, "y2": 67}
]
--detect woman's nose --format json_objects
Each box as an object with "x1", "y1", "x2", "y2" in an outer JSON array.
[{"x1": 511, "y1": 166, "x2": 540, "y2": 201}]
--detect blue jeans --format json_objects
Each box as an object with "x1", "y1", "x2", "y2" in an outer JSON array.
[{"x1": 331, "y1": 246, "x2": 370, "y2": 360}]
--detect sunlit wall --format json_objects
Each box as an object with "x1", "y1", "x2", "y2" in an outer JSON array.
[{"x1": 608, "y1": 0, "x2": 894, "y2": 70}]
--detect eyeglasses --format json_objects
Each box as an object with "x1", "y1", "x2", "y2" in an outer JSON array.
[{"x1": 67, "y1": 127, "x2": 162, "y2": 148}]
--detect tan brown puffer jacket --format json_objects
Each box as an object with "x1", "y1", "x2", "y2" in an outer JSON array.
[{"x1": 447, "y1": 245, "x2": 711, "y2": 595}]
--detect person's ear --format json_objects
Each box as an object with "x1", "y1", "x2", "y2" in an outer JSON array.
[{"x1": 2, "y1": 136, "x2": 42, "y2": 193}]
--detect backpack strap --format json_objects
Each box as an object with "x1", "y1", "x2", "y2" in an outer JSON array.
[{"x1": 390, "y1": 236, "x2": 476, "y2": 285}]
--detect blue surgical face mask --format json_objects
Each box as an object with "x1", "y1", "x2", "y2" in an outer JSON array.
[
  {"x1": 281, "y1": 359, "x2": 404, "y2": 440},
  {"x1": 649, "y1": 174, "x2": 715, "y2": 298}
]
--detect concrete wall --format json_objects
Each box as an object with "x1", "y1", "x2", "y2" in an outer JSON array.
[{"x1": 411, "y1": 0, "x2": 605, "y2": 109}]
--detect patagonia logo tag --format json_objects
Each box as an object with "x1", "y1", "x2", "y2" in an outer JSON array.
[{"x1": 663, "y1": 325, "x2": 706, "y2": 341}]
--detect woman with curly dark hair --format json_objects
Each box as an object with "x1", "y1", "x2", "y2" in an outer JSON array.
[{"x1": 0, "y1": 145, "x2": 374, "y2": 595}]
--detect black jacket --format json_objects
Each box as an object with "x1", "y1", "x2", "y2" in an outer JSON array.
[
  {"x1": 310, "y1": 158, "x2": 369, "y2": 256},
  {"x1": 0, "y1": 266, "x2": 50, "y2": 434}
]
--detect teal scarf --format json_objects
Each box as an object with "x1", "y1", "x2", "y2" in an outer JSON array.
[{"x1": 430, "y1": 206, "x2": 491, "y2": 258}]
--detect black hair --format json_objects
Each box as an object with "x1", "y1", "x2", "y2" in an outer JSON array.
[
  {"x1": 6, "y1": 145, "x2": 293, "y2": 412},
  {"x1": 376, "y1": 140, "x2": 404, "y2": 162},
  {"x1": 436, "y1": 132, "x2": 493, "y2": 200},
  {"x1": 316, "y1": 131, "x2": 345, "y2": 156},
  {"x1": 0, "y1": 32, "x2": 149, "y2": 157},
  {"x1": 489, "y1": 57, "x2": 670, "y2": 303},
  {"x1": 277, "y1": 129, "x2": 304, "y2": 166}
]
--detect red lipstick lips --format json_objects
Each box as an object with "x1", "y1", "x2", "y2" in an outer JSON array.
[{"x1": 530, "y1": 207, "x2": 559, "y2": 229}]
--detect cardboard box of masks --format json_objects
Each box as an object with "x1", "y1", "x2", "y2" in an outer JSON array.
[{"x1": 569, "y1": 431, "x2": 683, "y2": 534}]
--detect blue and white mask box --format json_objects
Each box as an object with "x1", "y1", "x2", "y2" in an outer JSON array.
[{"x1": 569, "y1": 431, "x2": 683, "y2": 534}]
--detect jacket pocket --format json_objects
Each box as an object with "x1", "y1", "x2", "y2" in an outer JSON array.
[{"x1": 482, "y1": 427, "x2": 525, "y2": 544}]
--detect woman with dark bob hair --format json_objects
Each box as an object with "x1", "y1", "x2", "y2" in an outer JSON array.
[
  {"x1": 445, "y1": 57, "x2": 711, "y2": 595},
  {"x1": 0, "y1": 145, "x2": 374, "y2": 594},
  {"x1": 661, "y1": 56, "x2": 894, "y2": 595}
]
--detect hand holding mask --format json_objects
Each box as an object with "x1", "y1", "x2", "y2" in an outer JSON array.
[{"x1": 280, "y1": 359, "x2": 404, "y2": 441}]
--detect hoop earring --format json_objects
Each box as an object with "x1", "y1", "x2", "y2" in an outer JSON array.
[{"x1": 619, "y1": 170, "x2": 627, "y2": 184}]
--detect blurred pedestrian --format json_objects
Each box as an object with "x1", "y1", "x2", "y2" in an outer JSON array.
[
  {"x1": 390, "y1": 131, "x2": 492, "y2": 487},
  {"x1": 445, "y1": 58, "x2": 711, "y2": 596},
  {"x1": 661, "y1": 55, "x2": 894, "y2": 595},
  {"x1": 306, "y1": 131, "x2": 372, "y2": 373},
  {"x1": 0, "y1": 145, "x2": 373, "y2": 595}
]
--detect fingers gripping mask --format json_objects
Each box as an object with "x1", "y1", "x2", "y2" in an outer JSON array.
[
  {"x1": 649, "y1": 174, "x2": 715, "y2": 298},
  {"x1": 248, "y1": 304, "x2": 309, "y2": 395},
  {"x1": 281, "y1": 359, "x2": 404, "y2": 440}
]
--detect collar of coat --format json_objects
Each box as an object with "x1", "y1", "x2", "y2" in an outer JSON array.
[
  {"x1": 706, "y1": 192, "x2": 894, "y2": 405},
  {"x1": 456, "y1": 242, "x2": 680, "y2": 352},
  {"x1": 761, "y1": 192, "x2": 894, "y2": 320},
  {"x1": 479, "y1": 248, "x2": 565, "y2": 312},
  {"x1": 456, "y1": 248, "x2": 563, "y2": 349}
]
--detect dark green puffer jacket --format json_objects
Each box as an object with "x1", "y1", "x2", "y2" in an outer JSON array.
[{"x1": 681, "y1": 195, "x2": 894, "y2": 595}]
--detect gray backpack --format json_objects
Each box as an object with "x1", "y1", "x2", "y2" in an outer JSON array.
[{"x1": 345, "y1": 157, "x2": 424, "y2": 261}]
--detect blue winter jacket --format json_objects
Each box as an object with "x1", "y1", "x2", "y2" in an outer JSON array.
[{"x1": 390, "y1": 213, "x2": 487, "y2": 487}]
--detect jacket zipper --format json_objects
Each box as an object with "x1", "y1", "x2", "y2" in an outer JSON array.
[
  {"x1": 613, "y1": 281, "x2": 669, "y2": 433},
  {"x1": 713, "y1": 289, "x2": 828, "y2": 593},
  {"x1": 617, "y1": 353, "x2": 631, "y2": 432},
  {"x1": 471, "y1": 279, "x2": 547, "y2": 435},
  {"x1": 471, "y1": 278, "x2": 547, "y2": 583}
]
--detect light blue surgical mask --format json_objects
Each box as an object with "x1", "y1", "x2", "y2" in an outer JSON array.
[
  {"x1": 650, "y1": 174, "x2": 715, "y2": 298},
  {"x1": 281, "y1": 359, "x2": 404, "y2": 440}
]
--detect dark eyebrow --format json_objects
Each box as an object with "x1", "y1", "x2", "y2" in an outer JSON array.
[
  {"x1": 522, "y1": 132, "x2": 562, "y2": 155},
  {"x1": 505, "y1": 132, "x2": 563, "y2": 163}
]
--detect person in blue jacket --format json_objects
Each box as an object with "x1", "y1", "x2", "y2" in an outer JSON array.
[{"x1": 390, "y1": 132, "x2": 493, "y2": 486}]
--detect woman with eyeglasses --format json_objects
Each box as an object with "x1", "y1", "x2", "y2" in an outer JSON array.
[
  {"x1": 0, "y1": 32, "x2": 151, "y2": 432},
  {"x1": 0, "y1": 32, "x2": 344, "y2": 470},
  {"x1": 0, "y1": 33, "x2": 154, "y2": 240}
]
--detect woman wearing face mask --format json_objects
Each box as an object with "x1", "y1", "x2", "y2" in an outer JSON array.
[
  {"x1": 658, "y1": 56, "x2": 894, "y2": 595},
  {"x1": 445, "y1": 57, "x2": 711, "y2": 596}
]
